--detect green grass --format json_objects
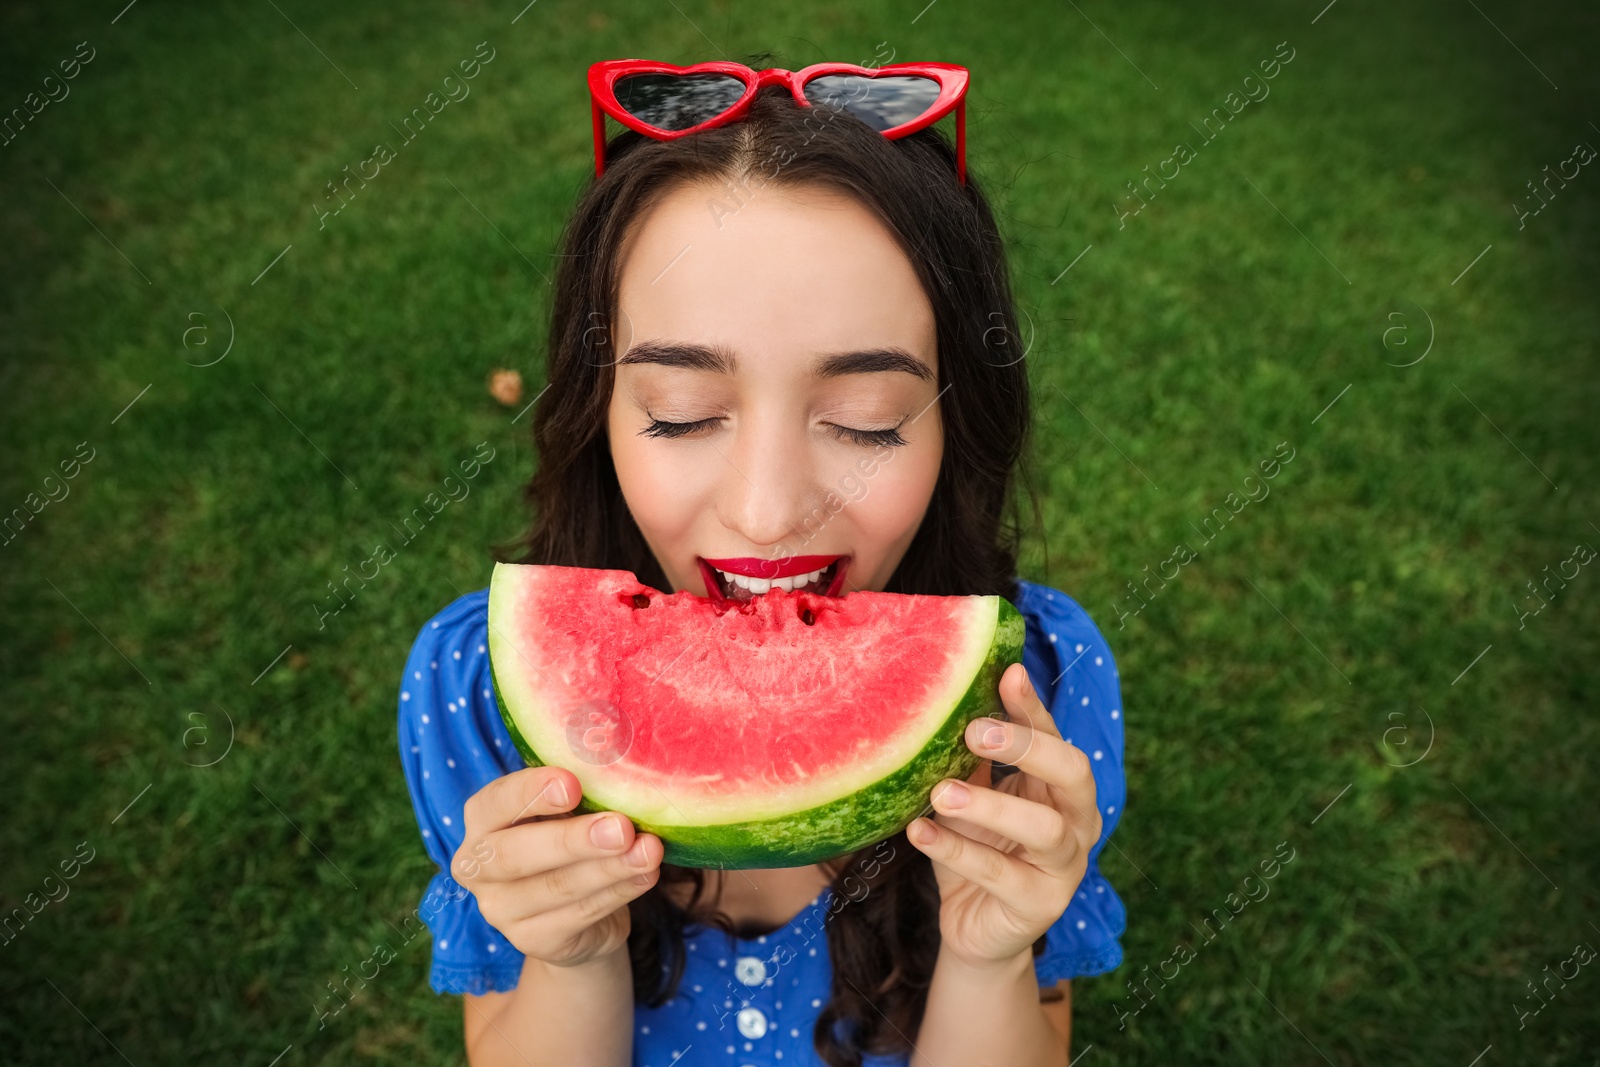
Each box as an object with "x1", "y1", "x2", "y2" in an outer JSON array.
[{"x1": 2, "y1": 0, "x2": 1597, "y2": 1063}]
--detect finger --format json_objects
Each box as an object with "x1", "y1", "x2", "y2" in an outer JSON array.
[
  {"x1": 928, "y1": 778, "x2": 1079, "y2": 867},
  {"x1": 464, "y1": 766, "x2": 580, "y2": 834},
  {"x1": 964, "y1": 719, "x2": 1099, "y2": 827},
  {"x1": 471, "y1": 810, "x2": 643, "y2": 882},
  {"x1": 997, "y1": 662, "x2": 1061, "y2": 740},
  {"x1": 516, "y1": 862, "x2": 661, "y2": 944},
  {"x1": 523, "y1": 832, "x2": 664, "y2": 908},
  {"x1": 905, "y1": 814, "x2": 1054, "y2": 917}
]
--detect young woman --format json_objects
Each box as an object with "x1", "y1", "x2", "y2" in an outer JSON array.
[{"x1": 398, "y1": 60, "x2": 1126, "y2": 1067}]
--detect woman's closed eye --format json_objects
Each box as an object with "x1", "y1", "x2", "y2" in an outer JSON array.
[{"x1": 640, "y1": 416, "x2": 909, "y2": 447}]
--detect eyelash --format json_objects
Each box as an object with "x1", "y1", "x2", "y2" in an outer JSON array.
[{"x1": 640, "y1": 417, "x2": 908, "y2": 448}]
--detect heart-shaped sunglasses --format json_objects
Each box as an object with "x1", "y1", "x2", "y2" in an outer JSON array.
[{"x1": 588, "y1": 59, "x2": 970, "y2": 186}]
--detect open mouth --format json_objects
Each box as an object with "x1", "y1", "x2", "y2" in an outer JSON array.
[{"x1": 697, "y1": 554, "x2": 850, "y2": 605}]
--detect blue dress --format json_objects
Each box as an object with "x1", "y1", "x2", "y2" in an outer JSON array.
[{"x1": 398, "y1": 580, "x2": 1127, "y2": 1066}]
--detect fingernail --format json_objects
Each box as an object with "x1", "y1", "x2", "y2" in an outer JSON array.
[
  {"x1": 632, "y1": 873, "x2": 653, "y2": 886},
  {"x1": 591, "y1": 816, "x2": 624, "y2": 850},
  {"x1": 543, "y1": 778, "x2": 569, "y2": 807},
  {"x1": 983, "y1": 722, "x2": 1008, "y2": 749},
  {"x1": 935, "y1": 780, "x2": 970, "y2": 808},
  {"x1": 908, "y1": 818, "x2": 936, "y2": 844},
  {"x1": 626, "y1": 838, "x2": 651, "y2": 867}
]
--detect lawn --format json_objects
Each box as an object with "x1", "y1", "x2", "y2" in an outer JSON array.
[{"x1": 1, "y1": 0, "x2": 1597, "y2": 1063}]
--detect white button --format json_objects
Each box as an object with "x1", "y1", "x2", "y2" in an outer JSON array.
[
  {"x1": 736, "y1": 1007, "x2": 768, "y2": 1039},
  {"x1": 735, "y1": 956, "x2": 767, "y2": 986}
]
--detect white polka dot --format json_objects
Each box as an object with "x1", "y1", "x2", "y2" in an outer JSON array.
[
  {"x1": 443, "y1": 816, "x2": 452, "y2": 825},
  {"x1": 421, "y1": 714, "x2": 430, "y2": 724},
  {"x1": 775, "y1": 1000, "x2": 782, "y2": 1008},
  {"x1": 483, "y1": 688, "x2": 491, "y2": 698},
  {"x1": 421, "y1": 829, "x2": 431, "y2": 837},
  {"x1": 1111, "y1": 709, "x2": 1120, "y2": 719},
  {"x1": 776, "y1": 1053, "x2": 783, "y2": 1061},
  {"x1": 413, "y1": 671, "x2": 421, "y2": 680},
  {"x1": 696, "y1": 1021, "x2": 706, "y2": 1030},
  {"x1": 1096, "y1": 884, "x2": 1104, "y2": 893},
  {"x1": 478, "y1": 645, "x2": 486, "y2": 654},
  {"x1": 790, "y1": 1029, "x2": 800, "y2": 1038},
  {"x1": 743, "y1": 1042, "x2": 752, "y2": 1051},
  {"x1": 688, "y1": 943, "x2": 696, "y2": 951},
  {"x1": 1092, "y1": 750, "x2": 1102, "y2": 760},
  {"x1": 811, "y1": 998, "x2": 821, "y2": 1007},
  {"x1": 447, "y1": 758, "x2": 456, "y2": 768},
  {"x1": 411, "y1": 746, "x2": 419, "y2": 753},
  {"x1": 1095, "y1": 656, "x2": 1103, "y2": 666},
  {"x1": 718, "y1": 958, "x2": 726, "y2": 967},
  {"x1": 725, "y1": 1046, "x2": 734, "y2": 1055},
  {"x1": 757, "y1": 935, "x2": 767, "y2": 944},
  {"x1": 422, "y1": 770, "x2": 429, "y2": 780},
  {"x1": 430, "y1": 661, "x2": 437, "y2": 669},
  {"x1": 1048, "y1": 633, "x2": 1057, "y2": 643},
  {"x1": 494, "y1": 739, "x2": 502, "y2": 747},
  {"x1": 1076, "y1": 920, "x2": 1087, "y2": 930},
  {"x1": 693, "y1": 984, "x2": 702, "y2": 992},
  {"x1": 640, "y1": 1025, "x2": 649, "y2": 1034},
  {"x1": 448, "y1": 702, "x2": 456, "y2": 712},
  {"x1": 808, "y1": 947, "x2": 815, "y2": 956},
  {"x1": 487, "y1": 943, "x2": 496, "y2": 952},
  {"x1": 432, "y1": 621, "x2": 439, "y2": 629},
  {"x1": 453, "y1": 650, "x2": 461, "y2": 660},
  {"x1": 1075, "y1": 643, "x2": 1084, "y2": 653},
  {"x1": 439, "y1": 939, "x2": 448, "y2": 949},
  {"x1": 1107, "y1": 805, "x2": 1116, "y2": 814},
  {"x1": 401, "y1": 691, "x2": 410, "y2": 701},
  {"x1": 1081, "y1": 696, "x2": 1090, "y2": 706}
]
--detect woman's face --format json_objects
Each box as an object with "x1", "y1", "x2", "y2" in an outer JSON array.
[{"x1": 607, "y1": 179, "x2": 943, "y2": 603}]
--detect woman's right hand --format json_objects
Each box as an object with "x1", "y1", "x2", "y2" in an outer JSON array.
[{"x1": 453, "y1": 766, "x2": 663, "y2": 968}]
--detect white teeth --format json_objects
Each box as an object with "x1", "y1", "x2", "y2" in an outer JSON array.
[{"x1": 711, "y1": 563, "x2": 835, "y2": 597}]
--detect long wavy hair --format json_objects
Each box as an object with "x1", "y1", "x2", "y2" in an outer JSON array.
[{"x1": 496, "y1": 72, "x2": 1044, "y2": 1066}]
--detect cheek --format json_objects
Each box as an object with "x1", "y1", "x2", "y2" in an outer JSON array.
[
  {"x1": 835, "y1": 439, "x2": 941, "y2": 546},
  {"x1": 608, "y1": 410, "x2": 714, "y2": 542}
]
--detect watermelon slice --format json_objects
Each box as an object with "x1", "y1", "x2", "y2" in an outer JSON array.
[{"x1": 486, "y1": 563, "x2": 1025, "y2": 869}]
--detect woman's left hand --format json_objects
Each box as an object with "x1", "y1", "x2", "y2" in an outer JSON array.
[{"x1": 905, "y1": 661, "x2": 1102, "y2": 971}]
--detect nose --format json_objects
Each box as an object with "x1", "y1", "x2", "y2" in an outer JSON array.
[{"x1": 715, "y1": 412, "x2": 822, "y2": 554}]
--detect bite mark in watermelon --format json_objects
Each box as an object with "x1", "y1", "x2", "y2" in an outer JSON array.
[{"x1": 487, "y1": 563, "x2": 1025, "y2": 869}]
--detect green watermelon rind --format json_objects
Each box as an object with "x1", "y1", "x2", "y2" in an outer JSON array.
[{"x1": 489, "y1": 596, "x2": 1027, "y2": 870}]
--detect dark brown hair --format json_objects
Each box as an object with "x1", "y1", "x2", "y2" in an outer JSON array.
[{"x1": 498, "y1": 77, "x2": 1040, "y2": 1066}]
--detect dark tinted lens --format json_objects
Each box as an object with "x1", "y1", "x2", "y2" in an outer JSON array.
[
  {"x1": 802, "y1": 75, "x2": 942, "y2": 132},
  {"x1": 613, "y1": 72, "x2": 746, "y2": 132}
]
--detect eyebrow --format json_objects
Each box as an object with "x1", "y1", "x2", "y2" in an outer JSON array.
[{"x1": 616, "y1": 340, "x2": 934, "y2": 382}]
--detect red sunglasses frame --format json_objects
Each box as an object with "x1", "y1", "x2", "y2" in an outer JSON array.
[{"x1": 588, "y1": 59, "x2": 969, "y2": 186}]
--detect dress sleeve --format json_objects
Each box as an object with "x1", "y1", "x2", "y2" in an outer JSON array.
[
  {"x1": 397, "y1": 588, "x2": 530, "y2": 995},
  {"x1": 1014, "y1": 581, "x2": 1128, "y2": 985}
]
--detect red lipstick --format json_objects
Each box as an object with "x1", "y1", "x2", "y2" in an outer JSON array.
[{"x1": 701, "y1": 554, "x2": 841, "y2": 579}]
